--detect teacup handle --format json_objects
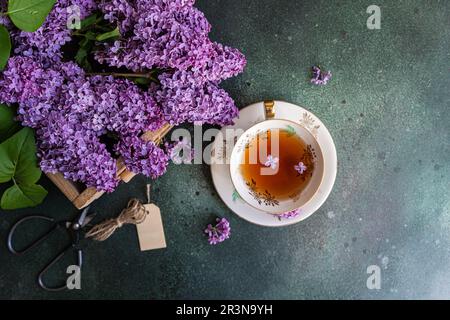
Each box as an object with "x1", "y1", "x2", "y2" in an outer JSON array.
[{"x1": 264, "y1": 100, "x2": 275, "y2": 119}]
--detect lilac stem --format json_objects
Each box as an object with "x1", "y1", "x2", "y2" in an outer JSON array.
[{"x1": 86, "y1": 72, "x2": 155, "y2": 79}]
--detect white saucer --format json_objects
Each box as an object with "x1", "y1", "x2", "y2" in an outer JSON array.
[{"x1": 210, "y1": 101, "x2": 337, "y2": 227}]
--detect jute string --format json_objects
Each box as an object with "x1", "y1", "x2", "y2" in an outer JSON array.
[{"x1": 85, "y1": 198, "x2": 148, "y2": 241}]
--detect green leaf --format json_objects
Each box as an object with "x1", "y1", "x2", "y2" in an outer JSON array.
[
  {"x1": 78, "y1": 37, "x2": 90, "y2": 48},
  {"x1": 80, "y1": 13, "x2": 99, "y2": 30},
  {"x1": 75, "y1": 47, "x2": 88, "y2": 64},
  {"x1": 7, "y1": 0, "x2": 57, "y2": 32},
  {"x1": 84, "y1": 31, "x2": 97, "y2": 41},
  {"x1": 75, "y1": 47, "x2": 93, "y2": 72},
  {"x1": 285, "y1": 125, "x2": 296, "y2": 137},
  {"x1": 232, "y1": 189, "x2": 241, "y2": 202},
  {"x1": 74, "y1": 36, "x2": 94, "y2": 71},
  {"x1": 0, "y1": 127, "x2": 47, "y2": 210},
  {"x1": 1, "y1": 183, "x2": 47, "y2": 210},
  {"x1": 96, "y1": 27, "x2": 120, "y2": 41},
  {"x1": 0, "y1": 128, "x2": 41, "y2": 184},
  {"x1": 0, "y1": 25, "x2": 11, "y2": 70},
  {"x1": 0, "y1": 104, "x2": 20, "y2": 142}
]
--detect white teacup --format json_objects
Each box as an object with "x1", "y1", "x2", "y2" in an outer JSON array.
[{"x1": 230, "y1": 119, "x2": 324, "y2": 215}]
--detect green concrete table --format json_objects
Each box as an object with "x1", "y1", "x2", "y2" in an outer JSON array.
[{"x1": 0, "y1": 0, "x2": 449, "y2": 299}]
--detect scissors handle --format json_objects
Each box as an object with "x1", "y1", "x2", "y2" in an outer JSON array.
[
  {"x1": 38, "y1": 245, "x2": 83, "y2": 292},
  {"x1": 7, "y1": 215, "x2": 58, "y2": 255}
]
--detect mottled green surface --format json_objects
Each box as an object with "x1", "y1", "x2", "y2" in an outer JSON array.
[{"x1": 0, "y1": 0, "x2": 449, "y2": 299}]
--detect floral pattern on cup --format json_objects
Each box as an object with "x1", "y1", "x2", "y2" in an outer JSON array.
[{"x1": 246, "y1": 179, "x2": 280, "y2": 207}]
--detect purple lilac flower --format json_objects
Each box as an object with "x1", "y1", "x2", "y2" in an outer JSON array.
[
  {"x1": 193, "y1": 42, "x2": 247, "y2": 84},
  {"x1": 96, "y1": 1, "x2": 246, "y2": 81},
  {"x1": 96, "y1": 0, "x2": 245, "y2": 127},
  {"x1": 0, "y1": 56, "x2": 167, "y2": 191},
  {"x1": 86, "y1": 75, "x2": 164, "y2": 135},
  {"x1": 264, "y1": 155, "x2": 279, "y2": 169},
  {"x1": 0, "y1": 58, "x2": 120, "y2": 191},
  {"x1": 0, "y1": 2, "x2": 12, "y2": 28},
  {"x1": 204, "y1": 217, "x2": 231, "y2": 245},
  {"x1": 12, "y1": 0, "x2": 97, "y2": 62},
  {"x1": 96, "y1": 0, "x2": 212, "y2": 71},
  {"x1": 0, "y1": 0, "x2": 246, "y2": 192},
  {"x1": 115, "y1": 135, "x2": 169, "y2": 179},
  {"x1": 99, "y1": 0, "x2": 136, "y2": 32},
  {"x1": 153, "y1": 71, "x2": 239, "y2": 126},
  {"x1": 100, "y1": 0, "x2": 196, "y2": 35},
  {"x1": 278, "y1": 208, "x2": 302, "y2": 220},
  {"x1": 294, "y1": 161, "x2": 307, "y2": 174},
  {"x1": 38, "y1": 125, "x2": 120, "y2": 192},
  {"x1": 311, "y1": 66, "x2": 332, "y2": 86}
]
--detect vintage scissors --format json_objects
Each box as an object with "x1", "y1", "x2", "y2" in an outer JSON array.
[{"x1": 7, "y1": 207, "x2": 95, "y2": 291}]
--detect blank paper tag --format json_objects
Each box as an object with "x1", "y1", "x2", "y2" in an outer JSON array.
[{"x1": 136, "y1": 203, "x2": 167, "y2": 251}]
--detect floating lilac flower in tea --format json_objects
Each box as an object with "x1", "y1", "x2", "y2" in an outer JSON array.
[
  {"x1": 311, "y1": 66, "x2": 332, "y2": 86},
  {"x1": 278, "y1": 208, "x2": 302, "y2": 220},
  {"x1": 204, "y1": 217, "x2": 231, "y2": 245},
  {"x1": 264, "y1": 155, "x2": 279, "y2": 170},
  {"x1": 294, "y1": 161, "x2": 307, "y2": 175}
]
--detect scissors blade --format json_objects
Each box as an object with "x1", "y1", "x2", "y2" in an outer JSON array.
[
  {"x1": 82, "y1": 213, "x2": 96, "y2": 228},
  {"x1": 76, "y1": 206, "x2": 90, "y2": 227}
]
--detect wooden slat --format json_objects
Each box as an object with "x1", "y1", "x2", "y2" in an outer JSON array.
[
  {"x1": 141, "y1": 123, "x2": 173, "y2": 142},
  {"x1": 46, "y1": 172, "x2": 81, "y2": 202},
  {"x1": 73, "y1": 187, "x2": 104, "y2": 209},
  {"x1": 115, "y1": 157, "x2": 128, "y2": 177}
]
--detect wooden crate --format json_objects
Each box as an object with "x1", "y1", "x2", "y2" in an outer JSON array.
[{"x1": 46, "y1": 123, "x2": 173, "y2": 209}]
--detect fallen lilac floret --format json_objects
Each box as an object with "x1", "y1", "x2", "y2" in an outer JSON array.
[
  {"x1": 204, "y1": 217, "x2": 231, "y2": 245},
  {"x1": 311, "y1": 66, "x2": 332, "y2": 85}
]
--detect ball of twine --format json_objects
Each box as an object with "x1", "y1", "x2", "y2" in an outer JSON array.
[{"x1": 85, "y1": 198, "x2": 148, "y2": 241}]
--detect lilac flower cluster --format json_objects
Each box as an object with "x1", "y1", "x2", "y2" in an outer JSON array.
[
  {"x1": 204, "y1": 217, "x2": 231, "y2": 245},
  {"x1": 97, "y1": 0, "x2": 210, "y2": 71},
  {"x1": 311, "y1": 66, "x2": 332, "y2": 86},
  {"x1": 0, "y1": 56, "x2": 167, "y2": 191},
  {"x1": 115, "y1": 135, "x2": 169, "y2": 179},
  {"x1": 96, "y1": 0, "x2": 246, "y2": 125},
  {"x1": 0, "y1": 0, "x2": 245, "y2": 191},
  {"x1": 12, "y1": 0, "x2": 98, "y2": 62},
  {"x1": 152, "y1": 71, "x2": 239, "y2": 125}
]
